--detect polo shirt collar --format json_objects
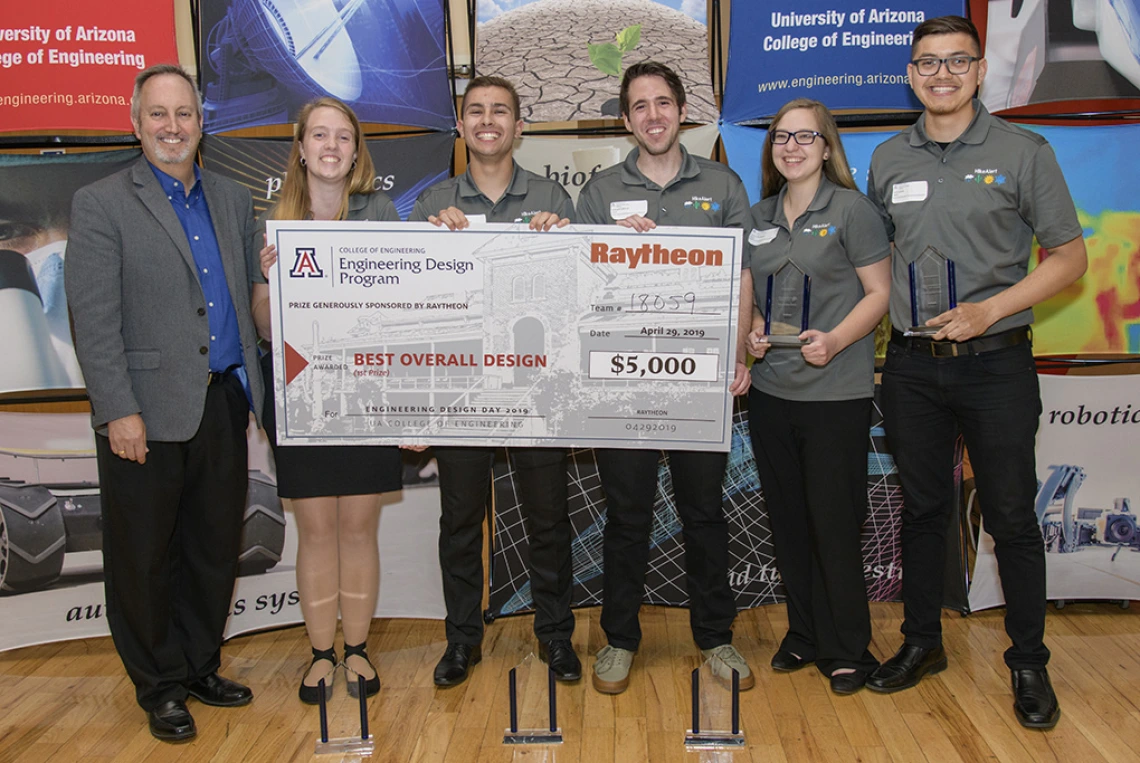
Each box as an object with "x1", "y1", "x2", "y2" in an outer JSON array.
[
  {"x1": 910, "y1": 99, "x2": 992, "y2": 147},
  {"x1": 457, "y1": 160, "x2": 529, "y2": 201},
  {"x1": 768, "y1": 176, "x2": 838, "y2": 228},
  {"x1": 347, "y1": 193, "x2": 368, "y2": 214},
  {"x1": 618, "y1": 145, "x2": 701, "y2": 189}
]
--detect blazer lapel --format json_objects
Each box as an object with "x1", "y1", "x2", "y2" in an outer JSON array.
[
  {"x1": 132, "y1": 159, "x2": 199, "y2": 275},
  {"x1": 200, "y1": 171, "x2": 244, "y2": 308}
]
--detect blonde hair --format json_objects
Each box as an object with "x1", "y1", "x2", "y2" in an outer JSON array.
[
  {"x1": 270, "y1": 97, "x2": 376, "y2": 221},
  {"x1": 761, "y1": 99, "x2": 856, "y2": 199}
]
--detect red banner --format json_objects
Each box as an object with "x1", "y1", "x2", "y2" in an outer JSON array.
[{"x1": 0, "y1": 0, "x2": 177, "y2": 133}]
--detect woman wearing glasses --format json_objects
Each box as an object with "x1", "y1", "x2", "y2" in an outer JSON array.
[
  {"x1": 743, "y1": 98, "x2": 890, "y2": 694},
  {"x1": 251, "y1": 97, "x2": 401, "y2": 704}
]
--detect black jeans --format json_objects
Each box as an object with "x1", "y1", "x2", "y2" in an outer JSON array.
[
  {"x1": 882, "y1": 339, "x2": 1049, "y2": 670},
  {"x1": 747, "y1": 390, "x2": 879, "y2": 675},
  {"x1": 595, "y1": 448, "x2": 736, "y2": 651},
  {"x1": 98, "y1": 373, "x2": 249, "y2": 711},
  {"x1": 434, "y1": 446, "x2": 573, "y2": 645}
]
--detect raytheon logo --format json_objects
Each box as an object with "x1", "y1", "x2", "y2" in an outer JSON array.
[
  {"x1": 590, "y1": 241, "x2": 723, "y2": 269},
  {"x1": 290, "y1": 248, "x2": 325, "y2": 278}
]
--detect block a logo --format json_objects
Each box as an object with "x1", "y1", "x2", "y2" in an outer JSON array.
[{"x1": 290, "y1": 248, "x2": 325, "y2": 278}]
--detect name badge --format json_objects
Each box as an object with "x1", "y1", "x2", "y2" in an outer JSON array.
[
  {"x1": 465, "y1": 214, "x2": 488, "y2": 225},
  {"x1": 748, "y1": 228, "x2": 778, "y2": 246},
  {"x1": 891, "y1": 181, "x2": 928, "y2": 204},
  {"x1": 609, "y1": 199, "x2": 649, "y2": 220}
]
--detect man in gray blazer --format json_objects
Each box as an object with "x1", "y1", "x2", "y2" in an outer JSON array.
[{"x1": 65, "y1": 64, "x2": 263, "y2": 743}]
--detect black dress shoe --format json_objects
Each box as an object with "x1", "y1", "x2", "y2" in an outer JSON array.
[
  {"x1": 829, "y1": 670, "x2": 869, "y2": 695},
  {"x1": 433, "y1": 643, "x2": 482, "y2": 687},
  {"x1": 770, "y1": 649, "x2": 813, "y2": 673},
  {"x1": 344, "y1": 641, "x2": 381, "y2": 699},
  {"x1": 539, "y1": 639, "x2": 582, "y2": 681},
  {"x1": 187, "y1": 672, "x2": 253, "y2": 707},
  {"x1": 147, "y1": 699, "x2": 196, "y2": 742},
  {"x1": 1012, "y1": 668, "x2": 1060, "y2": 729},
  {"x1": 867, "y1": 644, "x2": 947, "y2": 693}
]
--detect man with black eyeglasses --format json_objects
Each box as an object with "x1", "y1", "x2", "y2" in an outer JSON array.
[{"x1": 865, "y1": 16, "x2": 1087, "y2": 729}]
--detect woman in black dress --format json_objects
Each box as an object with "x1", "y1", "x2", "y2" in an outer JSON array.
[{"x1": 251, "y1": 97, "x2": 401, "y2": 703}]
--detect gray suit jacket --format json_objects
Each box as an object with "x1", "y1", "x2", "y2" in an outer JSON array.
[{"x1": 66, "y1": 157, "x2": 264, "y2": 441}]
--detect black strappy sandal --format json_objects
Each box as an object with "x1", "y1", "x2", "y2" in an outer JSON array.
[
  {"x1": 343, "y1": 641, "x2": 380, "y2": 698},
  {"x1": 298, "y1": 645, "x2": 337, "y2": 705}
]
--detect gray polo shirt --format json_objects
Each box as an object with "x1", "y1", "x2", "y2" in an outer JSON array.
[
  {"x1": 577, "y1": 145, "x2": 750, "y2": 230},
  {"x1": 253, "y1": 191, "x2": 399, "y2": 284},
  {"x1": 745, "y1": 178, "x2": 889, "y2": 401},
  {"x1": 866, "y1": 102, "x2": 1083, "y2": 336},
  {"x1": 409, "y1": 161, "x2": 573, "y2": 223}
]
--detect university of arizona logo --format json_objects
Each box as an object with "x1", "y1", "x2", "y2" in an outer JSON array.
[{"x1": 290, "y1": 248, "x2": 324, "y2": 278}]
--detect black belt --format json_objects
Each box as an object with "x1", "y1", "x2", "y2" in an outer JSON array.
[
  {"x1": 208, "y1": 365, "x2": 240, "y2": 385},
  {"x1": 890, "y1": 327, "x2": 1030, "y2": 358}
]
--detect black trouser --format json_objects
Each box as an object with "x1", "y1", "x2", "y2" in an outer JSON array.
[
  {"x1": 97, "y1": 374, "x2": 249, "y2": 711},
  {"x1": 595, "y1": 448, "x2": 736, "y2": 651},
  {"x1": 434, "y1": 446, "x2": 573, "y2": 645},
  {"x1": 747, "y1": 390, "x2": 879, "y2": 675},
  {"x1": 882, "y1": 339, "x2": 1049, "y2": 669}
]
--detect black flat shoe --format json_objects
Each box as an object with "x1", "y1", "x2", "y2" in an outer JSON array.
[
  {"x1": 866, "y1": 644, "x2": 947, "y2": 693},
  {"x1": 187, "y1": 672, "x2": 253, "y2": 707},
  {"x1": 147, "y1": 699, "x2": 196, "y2": 742},
  {"x1": 298, "y1": 646, "x2": 337, "y2": 705},
  {"x1": 830, "y1": 670, "x2": 869, "y2": 695},
  {"x1": 344, "y1": 641, "x2": 381, "y2": 699},
  {"x1": 539, "y1": 639, "x2": 582, "y2": 682},
  {"x1": 434, "y1": 642, "x2": 482, "y2": 687},
  {"x1": 770, "y1": 649, "x2": 813, "y2": 672},
  {"x1": 1012, "y1": 668, "x2": 1060, "y2": 729}
]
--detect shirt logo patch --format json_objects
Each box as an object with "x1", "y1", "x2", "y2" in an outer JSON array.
[
  {"x1": 290, "y1": 248, "x2": 325, "y2": 278},
  {"x1": 801, "y1": 224, "x2": 837, "y2": 237},
  {"x1": 516, "y1": 210, "x2": 544, "y2": 223},
  {"x1": 683, "y1": 195, "x2": 721, "y2": 212},
  {"x1": 964, "y1": 168, "x2": 1006, "y2": 185}
]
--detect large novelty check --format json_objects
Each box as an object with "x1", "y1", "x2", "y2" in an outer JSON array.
[{"x1": 267, "y1": 221, "x2": 743, "y2": 451}]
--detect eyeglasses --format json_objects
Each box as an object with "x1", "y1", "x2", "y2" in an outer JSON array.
[
  {"x1": 770, "y1": 130, "x2": 822, "y2": 145},
  {"x1": 910, "y1": 56, "x2": 980, "y2": 76}
]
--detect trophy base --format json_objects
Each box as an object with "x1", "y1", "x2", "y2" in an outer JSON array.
[
  {"x1": 765, "y1": 335, "x2": 809, "y2": 347},
  {"x1": 903, "y1": 325, "x2": 942, "y2": 338},
  {"x1": 503, "y1": 729, "x2": 563, "y2": 745},
  {"x1": 685, "y1": 730, "x2": 746, "y2": 750},
  {"x1": 314, "y1": 735, "x2": 374, "y2": 756}
]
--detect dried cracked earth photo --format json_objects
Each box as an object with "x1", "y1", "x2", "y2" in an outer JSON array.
[{"x1": 476, "y1": 0, "x2": 717, "y2": 123}]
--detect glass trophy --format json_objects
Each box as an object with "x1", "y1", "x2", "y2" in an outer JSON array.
[
  {"x1": 684, "y1": 657, "x2": 745, "y2": 750},
  {"x1": 313, "y1": 663, "x2": 375, "y2": 756},
  {"x1": 764, "y1": 260, "x2": 811, "y2": 346},
  {"x1": 503, "y1": 652, "x2": 562, "y2": 745},
  {"x1": 906, "y1": 246, "x2": 957, "y2": 337}
]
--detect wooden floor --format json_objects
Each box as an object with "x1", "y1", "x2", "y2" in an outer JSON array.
[{"x1": 2, "y1": 601, "x2": 1138, "y2": 763}]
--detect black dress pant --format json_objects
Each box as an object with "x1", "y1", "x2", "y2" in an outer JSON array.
[
  {"x1": 97, "y1": 374, "x2": 249, "y2": 711},
  {"x1": 595, "y1": 448, "x2": 736, "y2": 651},
  {"x1": 434, "y1": 446, "x2": 573, "y2": 645},
  {"x1": 747, "y1": 390, "x2": 878, "y2": 675},
  {"x1": 882, "y1": 340, "x2": 1048, "y2": 669}
]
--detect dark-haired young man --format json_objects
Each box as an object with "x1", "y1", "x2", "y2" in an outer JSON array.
[
  {"x1": 410, "y1": 76, "x2": 580, "y2": 687},
  {"x1": 577, "y1": 61, "x2": 754, "y2": 695},
  {"x1": 865, "y1": 16, "x2": 1087, "y2": 729}
]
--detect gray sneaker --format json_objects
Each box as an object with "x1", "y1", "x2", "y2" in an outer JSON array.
[
  {"x1": 592, "y1": 645, "x2": 635, "y2": 694},
  {"x1": 700, "y1": 644, "x2": 755, "y2": 690}
]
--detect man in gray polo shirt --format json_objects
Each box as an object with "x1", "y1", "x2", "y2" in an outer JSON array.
[
  {"x1": 864, "y1": 16, "x2": 1087, "y2": 729},
  {"x1": 577, "y1": 61, "x2": 753, "y2": 695},
  {"x1": 410, "y1": 75, "x2": 580, "y2": 688}
]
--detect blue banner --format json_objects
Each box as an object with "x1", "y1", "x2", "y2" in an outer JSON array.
[
  {"x1": 199, "y1": 0, "x2": 454, "y2": 132},
  {"x1": 721, "y1": 1, "x2": 965, "y2": 123}
]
